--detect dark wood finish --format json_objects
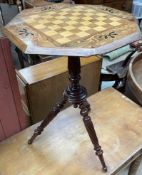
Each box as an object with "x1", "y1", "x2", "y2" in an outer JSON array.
[
  {"x1": 16, "y1": 56, "x2": 101, "y2": 124},
  {"x1": 75, "y1": 0, "x2": 132, "y2": 12},
  {"x1": 79, "y1": 99, "x2": 107, "y2": 172},
  {"x1": 28, "y1": 56, "x2": 107, "y2": 172},
  {"x1": 64, "y1": 56, "x2": 87, "y2": 105},
  {"x1": 28, "y1": 97, "x2": 67, "y2": 144}
]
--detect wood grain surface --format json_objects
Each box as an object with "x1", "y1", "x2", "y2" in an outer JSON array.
[
  {"x1": 4, "y1": 3, "x2": 141, "y2": 56},
  {"x1": 0, "y1": 88, "x2": 142, "y2": 175},
  {"x1": 17, "y1": 56, "x2": 100, "y2": 84},
  {"x1": 16, "y1": 55, "x2": 101, "y2": 123}
]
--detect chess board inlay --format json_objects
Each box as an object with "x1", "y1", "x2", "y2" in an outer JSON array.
[{"x1": 4, "y1": 3, "x2": 141, "y2": 56}]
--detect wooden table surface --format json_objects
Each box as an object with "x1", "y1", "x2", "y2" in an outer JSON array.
[
  {"x1": 4, "y1": 3, "x2": 141, "y2": 56},
  {"x1": 0, "y1": 88, "x2": 142, "y2": 175}
]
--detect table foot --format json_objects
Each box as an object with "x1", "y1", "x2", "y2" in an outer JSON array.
[
  {"x1": 28, "y1": 97, "x2": 67, "y2": 144},
  {"x1": 79, "y1": 100, "x2": 107, "y2": 172},
  {"x1": 28, "y1": 56, "x2": 107, "y2": 172}
]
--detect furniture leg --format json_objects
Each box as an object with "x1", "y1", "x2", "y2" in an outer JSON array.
[
  {"x1": 64, "y1": 56, "x2": 107, "y2": 171},
  {"x1": 28, "y1": 96, "x2": 67, "y2": 144},
  {"x1": 79, "y1": 100, "x2": 107, "y2": 172},
  {"x1": 28, "y1": 56, "x2": 107, "y2": 172}
]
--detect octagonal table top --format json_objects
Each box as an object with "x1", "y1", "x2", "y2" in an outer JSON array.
[{"x1": 4, "y1": 3, "x2": 141, "y2": 56}]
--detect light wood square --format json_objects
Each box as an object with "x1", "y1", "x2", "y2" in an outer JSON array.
[
  {"x1": 95, "y1": 21, "x2": 106, "y2": 26},
  {"x1": 83, "y1": 16, "x2": 93, "y2": 21},
  {"x1": 66, "y1": 20, "x2": 78, "y2": 25},
  {"x1": 110, "y1": 21, "x2": 121, "y2": 26},
  {"x1": 46, "y1": 11, "x2": 56, "y2": 15},
  {"x1": 110, "y1": 17, "x2": 121, "y2": 21},
  {"x1": 52, "y1": 20, "x2": 63, "y2": 25},
  {"x1": 26, "y1": 18, "x2": 35, "y2": 23},
  {"x1": 81, "y1": 21, "x2": 92, "y2": 26},
  {"x1": 44, "y1": 30, "x2": 58, "y2": 36},
  {"x1": 69, "y1": 16, "x2": 80, "y2": 20},
  {"x1": 70, "y1": 12, "x2": 81, "y2": 16},
  {"x1": 60, "y1": 31, "x2": 73, "y2": 37},
  {"x1": 34, "y1": 24, "x2": 46, "y2": 29},
  {"x1": 63, "y1": 26, "x2": 75, "y2": 31},
  {"x1": 76, "y1": 32, "x2": 90, "y2": 37},
  {"x1": 79, "y1": 26, "x2": 91, "y2": 31},
  {"x1": 51, "y1": 25, "x2": 60, "y2": 30},
  {"x1": 55, "y1": 16, "x2": 67, "y2": 20},
  {"x1": 57, "y1": 12, "x2": 68, "y2": 16},
  {"x1": 97, "y1": 16, "x2": 107, "y2": 21},
  {"x1": 56, "y1": 37, "x2": 71, "y2": 44},
  {"x1": 94, "y1": 26, "x2": 106, "y2": 31},
  {"x1": 85, "y1": 12, "x2": 94, "y2": 17}
]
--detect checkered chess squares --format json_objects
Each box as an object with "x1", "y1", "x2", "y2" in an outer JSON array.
[{"x1": 24, "y1": 5, "x2": 122, "y2": 46}]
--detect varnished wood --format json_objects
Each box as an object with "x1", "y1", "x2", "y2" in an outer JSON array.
[
  {"x1": 28, "y1": 96, "x2": 67, "y2": 144},
  {"x1": 64, "y1": 56, "x2": 87, "y2": 105},
  {"x1": 4, "y1": 3, "x2": 141, "y2": 56},
  {"x1": 17, "y1": 56, "x2": 101, "y2": 123},
  {"x1": 79, "y1": 99, "x2": 107, "y2": 171},
  {"x1": 28, "y1": 56, "x2": 107, "y2": 171},
  {"x1": 0, "y1": 88, "x2": 142, "y2": 174},
  {"x1": 17, "y1": 56, "x2": 100, "y2": 84}
]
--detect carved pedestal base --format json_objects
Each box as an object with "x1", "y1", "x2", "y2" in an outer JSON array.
[{"x1": 28, "y1": 56, "x2": 107, "y2": 172}]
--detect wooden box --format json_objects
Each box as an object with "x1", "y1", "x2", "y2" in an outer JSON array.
[{"x1": 16, "y1": 56, "x2": 102, "y2": 124}]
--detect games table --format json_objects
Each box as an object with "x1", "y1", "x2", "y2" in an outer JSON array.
[{"x1": 4, "y1": 3, "x2": 141, "y2": 172}]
